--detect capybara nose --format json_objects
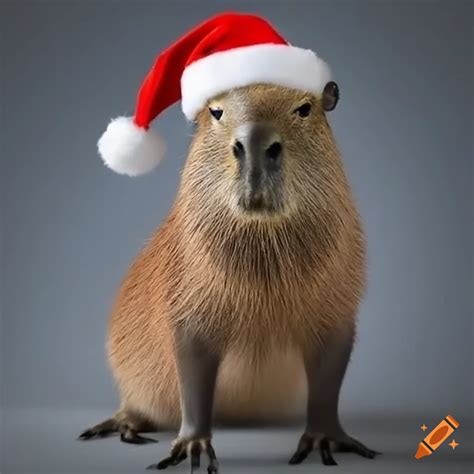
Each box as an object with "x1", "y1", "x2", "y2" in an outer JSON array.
[
  {"x1": 232, "y1": 140, "x2": 245, "y2": 160},
  {"x1": 233, "y1": 122, "x2": 283, "y2": 175},
  {"x1": 265, "y1": 141, "x2": 282, "y2": 162}
]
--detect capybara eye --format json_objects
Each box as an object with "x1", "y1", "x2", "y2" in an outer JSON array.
[
  {"x1": 209, "y1": 107, "x2": 223, "y2": 120},
  {"x1": 295, "y1": 102, "x2": 312, "y2": 118}
]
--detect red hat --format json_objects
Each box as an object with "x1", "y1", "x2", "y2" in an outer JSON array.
[{"x1": 98, "y1": 12, "x2": 331, "y2": 176}]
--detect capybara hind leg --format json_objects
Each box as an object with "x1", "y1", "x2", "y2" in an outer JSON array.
[
  {"x1": 78, "y1": 415, "x2": 119, "y2": 440},
  {"x1": 118, "y1": 409, "x2": 158, "y2": 444},
  {"x1": 78, "y1": 409, "x2": 158, "y2": 444}
]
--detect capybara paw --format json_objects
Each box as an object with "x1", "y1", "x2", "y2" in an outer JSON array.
[
  {"x1": 289, "y1": 431, "x2": 380, "y2": 466},
  {"x1": 147, "y1": 437, "x2": 218, "y2": 473},
  {"x1": 78, "y1": 418, "x2": 157, "y2": 444}
]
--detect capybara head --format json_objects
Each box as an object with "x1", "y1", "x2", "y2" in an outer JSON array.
[{"x1": 181, "y1": 82, "x2": 342, "y2": 221}]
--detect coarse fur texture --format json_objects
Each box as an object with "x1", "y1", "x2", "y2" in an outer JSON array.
[{"x1": 105, "y1": 84, "x2": 366, "y2": 431}]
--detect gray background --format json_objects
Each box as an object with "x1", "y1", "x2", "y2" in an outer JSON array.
[{"x1": 1, "y1": 0, "x2": 472, "y2": 473}]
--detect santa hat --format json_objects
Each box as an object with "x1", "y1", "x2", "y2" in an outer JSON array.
[{"x1": 98, "y1": 12, "x2": 331, "y2": 176}]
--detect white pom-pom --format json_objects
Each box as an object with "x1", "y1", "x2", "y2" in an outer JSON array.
[{"x1": 97, "y1": 116, "x2": 165, "y2": 177}]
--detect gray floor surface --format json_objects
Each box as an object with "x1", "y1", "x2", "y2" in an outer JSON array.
[{"x1": 1, "y1": 409, "x2": 472, "y2": 473}]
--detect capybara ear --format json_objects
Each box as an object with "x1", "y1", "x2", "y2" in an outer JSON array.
[{"x1": 322, "y1": 81, "x2": 339, "y2": 112}]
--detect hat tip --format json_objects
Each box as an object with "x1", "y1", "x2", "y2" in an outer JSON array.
[{"x1": 98, "y1": 116, "x2": 166, "y2": 177}]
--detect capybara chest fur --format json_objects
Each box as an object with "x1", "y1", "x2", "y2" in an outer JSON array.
[{"x1": 106, "y1": 84, "x2": 366, "y2": 429}]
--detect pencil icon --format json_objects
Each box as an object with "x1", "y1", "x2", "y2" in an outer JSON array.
[{"x1": 415, "y1": 415, "x2": 460, "y2": 459}]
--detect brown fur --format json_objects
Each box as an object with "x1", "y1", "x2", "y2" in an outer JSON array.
[{"x1": 107, "y1": 84, "x2": 365, "y2": 429}]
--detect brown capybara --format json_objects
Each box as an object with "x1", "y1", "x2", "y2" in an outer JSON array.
[
  {"x1": 80, "y1": 11, "x2": 380, "y2": 473},
  {"x1": 80, "y1": 82, "x2": 379, "y2": 471}
]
